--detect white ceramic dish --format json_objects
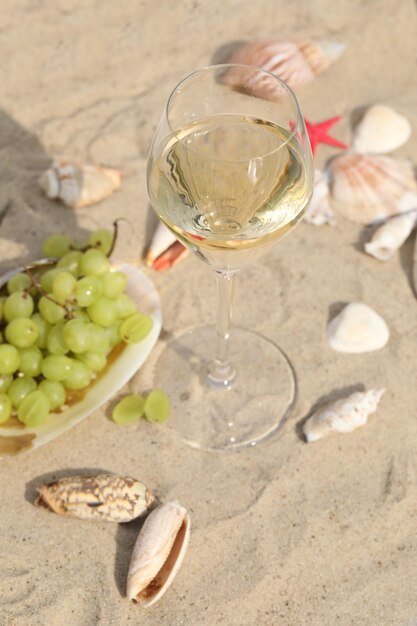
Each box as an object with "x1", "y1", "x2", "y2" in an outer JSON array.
[{"x1": 0, "y1": 263, "x2": 162, "y2": 458}]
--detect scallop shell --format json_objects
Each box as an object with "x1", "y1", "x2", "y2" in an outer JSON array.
[
  {"x1": 304, "y1": 169, "x2": 335, "y2": 226},
  {"x1": 328, "y1": 154, "x2": 417, "y2": 225},
  {"x1": 144, "y1": 222, "x2": 189, "y2": 271},
  {"x1": 327, "y1": 303, "x2": 389, "y2": 353},
  {"x1": 353, "y1": 104, "x2": 412, "y2": 154},
  {"x1": 225, "y1": 39, "x2": 345, "y2": 96},
  {"x1": 364, "y1": 211, "x2": 417, "y2": 261},
  {"x1": 39, "y1": 161, "x2": 122, "y2": 208},
  {"x1": 127, "y1": 501, "x2": 190, "y2": 607},
  {"x1": 304, "y1": 388, "x2": 385, "y2": 442},
  {"x1": 35, "y1": 474, "x2": 154, "y2": 522}
]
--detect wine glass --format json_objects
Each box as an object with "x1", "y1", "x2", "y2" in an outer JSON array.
[{"x1": 147, "y1": 64, "x2": 313, "y2": 451}]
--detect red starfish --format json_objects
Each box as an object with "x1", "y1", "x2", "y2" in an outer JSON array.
[{"x1": 304, "y1": 116, "x2": 348, "y2": 156}]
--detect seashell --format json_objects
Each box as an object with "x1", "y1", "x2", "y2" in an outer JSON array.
[
  {"x1": 328, "y1": 153, "x2": 417, "y2": 225},
  {"x1": 303, "y1": 169, "x2": 335, "y2": 225},
  {"x1": 127, "y1": 500, "x2": 190, "y2": 607},
  {"x1": 413, "y1": 231, "x2": 417, "y2": 297},
  {"x1": 364, "y1": 210, "x2": 417, "y2": 261},
  {"x1": 225, "y1": 39, "x2": 345, "y2": 96},
  {"x1": 144, "y1": 222, "x2": 189, "y2": 271},
  {"x1": 353, "y1": 104, "x2": 412, "y2": 154},
  {"x1": 327, "y1": 302, "x2": 389, "y2": 353},
  {"x1": 39, "y1": 161, "x2": 122, "y2": 208},
  {"x1": 304, "y1": 388, "x2": 385, "y2": 442},
  {"x1": 35, "y1": 474, "x2": 154, "y2": 522}
]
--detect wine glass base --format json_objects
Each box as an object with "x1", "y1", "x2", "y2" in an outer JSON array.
[{"x1": 153, "y1": 326, "x2": 296, "y2": 452}]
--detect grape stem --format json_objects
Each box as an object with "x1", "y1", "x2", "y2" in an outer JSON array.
[
  {"x1": 24, "y1": 267, "x2": 74, "y2": 318},
  {"x1": 107, "y1": 218, "x2": 129, "y2": 258}
]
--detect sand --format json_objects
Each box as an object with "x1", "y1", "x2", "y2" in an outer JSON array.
[{"x1": 0, "y1": 0, "x2": 417, "y2": 624}]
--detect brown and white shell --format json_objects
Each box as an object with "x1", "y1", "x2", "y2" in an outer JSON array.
[
  {"x1": 327, "y1": 303, "x2": 389, "y2": 353},
  {"x1": 35, "y1": 474, "x2": 154, "y2": 522},
  {"x1": 353, "y1": 104, "x2": 412, "y2": 154},
  {"x1": 328, "y1": 153, "x2": 417, "y2": 225},
  {"x1": 224, "y1": 39, "x2": 345, "y2": 97},
  {"x1": 39, "y1": 161, "x2": 122, "y2": 208},
  {"x1": 144, "y1": 222, "x2": 189, "y2": 271},
  {"x1": 127, "y1": 501, "x2": 190, "y2": 607},
  {"x1": 303, "y1": 169, "x2": 335, "y2": 226},
  {"x1": 304, "y1": 388, "x2": 385, "y2": 442},
  {"x1": 364, "y1": 211, "x2": 417, "y2": 261}
]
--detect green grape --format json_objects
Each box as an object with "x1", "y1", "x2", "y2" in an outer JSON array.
[
  {"x1": 0, "y1": 345, "x2": 20, "y2": 374},
  {"x1": 144, "y1": 389, "x2": 170, "y2": 423},
  {"x1": 101, "y1": 271, "x2": 127, "y2": 298},
  {"x1": 17, "y1": 390, "x2": 50, "y2": 427},
  {"x1": 87, "y1": 297, "x2": 118, "y2": 327},
  {"x1": 88, "y1": 324, "x2": 110, "y2": 353},
  {"x1": 88, "y1": 228, "x2": 113, "y2": 255},
  {"x1": 0, "y1": 393, "x2": 12, "y2": 424},
  {"x1": 115, "y1": 293, "x2": 137, "y2": 319},
  {"x1": 77, "y1": 351, "x2": 107, "y2": 373},
  {"x1": 80, "y1": 249, "x2": 110, "y2": 276},
  {"x1": 5, "y1": 318, "x2": 39, "y2": 348},
  {"x1": 105, "y1": 321, "x2": 122, "y2": 348},
  {"x1": 0, "y1": 297, "x2": 4, "y2": 321},
  {"x1": 38, "y1": 380, "x2": 66, "y2": 411},
  {"x1": 74, "y1": 275, "x2": 103, "y2": 307},
  {"x1": 46, "y1": 322, "x2": 68, "y2": 355},
  {"x1": 57, "y1": 250, "x2": 82, "y2": 276},
  {"x1": 42, "y1": 235, "x2": 72, "y2": 258},
  {"x1": 62, "y1": 360, "x2": 92, "y2": 390},
  {"x1": 38, "y1": 295, "x2": 66, "y2": 324},
  {"x1": 7, "y1": 272, "x2": 31, "y2": 294},
  {"x1": 40, "y1": 268, "x2": 64, "y2": 293},
  {"x1": 7, "y1": 376, "x2": 37, "y2": 408},
  {"x1": 41, "y1": 355, "x2": 73, "y2": 381},
  {"x1": 69, "y1": 307, "x2": 90, "y2": 322},
  {"x1": 119, "y1": 313, "x2": 153, "y2": 344},
  {"x1": 52, "y1": 271, "x2": 76, "y2": 303},
  {"x1": 31, "y1": 313, "x2": 51, "y2": 349},
  {"x1": 3, "y1": 292, "x2": 34, "y2": 321},
  {"x1": 112, "y1": 394, "x2": 145, "y2": 424},
  {"x1": 18, "y1": 346, "x2": 43, "y2": 377},
  {"x1": 0, "y1": 374, "x2": 13, "y2": 393},
  {"x1": 63, "y1": 319, "x2": 91, "y2": 353}
]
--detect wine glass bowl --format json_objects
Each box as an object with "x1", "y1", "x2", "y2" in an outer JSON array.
[{"x1": 147, "y1": 65, "x2": 313, "y2": 451}]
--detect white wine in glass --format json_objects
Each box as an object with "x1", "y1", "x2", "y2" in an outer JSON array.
[{"x1": 147, "y1": 65, "x2": 313, "y2": 451}]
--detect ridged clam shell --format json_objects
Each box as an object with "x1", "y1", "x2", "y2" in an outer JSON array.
[
  {"x1": 144, "y1": 222, "x2": 189, "y2": 271},
  {"x1": 35, "y1": 474, "x2": 153, "y2": 522},
  {"x1": 327, "y1": 303, "x2": 389, "y2": 353},
  {"x1": 225, "y1": 39, "x2": 345, "y2": 96},
  {"x1": 39, "y1": 161, "x2": 122, "y2": 208},
  {"x1": 127, "y1": 501, "x2": 190, "y2": 607},
  {"x1": 353, "y1": 104, "x2": 412, "y2": 154},
  {"x1": 304, "y1": 169, "x2": 335, "y2": 226},
  {"x1": 304, "y1": 389, "x2": 385, "y2": 442},
  {"x1": 364, "y1": 211, "x2": 417, "y2": 261},
  {"x1": 328, "y1": 154, "x2": 417, "y2": 225}
]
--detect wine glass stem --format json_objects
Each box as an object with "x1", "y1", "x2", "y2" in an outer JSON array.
[{"x1": 207, "y1": 270, "x2": 236, "y2": 388}]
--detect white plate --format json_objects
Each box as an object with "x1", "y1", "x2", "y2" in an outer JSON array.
[{"x1": 0, "y1": 263, "x2": 162, "y2": 458}]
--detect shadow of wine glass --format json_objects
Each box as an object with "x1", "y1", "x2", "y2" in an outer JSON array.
[{"x1": 0, "y1": 108, "x2": 88, "y2": 273}]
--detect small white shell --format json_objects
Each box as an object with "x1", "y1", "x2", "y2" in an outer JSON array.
[
  {"x1": 328, "y1": 154, "x2": 417, "y2": 225},
  {"x1": 304, "y1": 389, "x2": 385, "y2": 442},
  {"x1": 39, "y1": 161, "x2": 122, "y2": 208},
  {"x1": 327, "y1": 303, "x2": 389, "y2": 353},
  {"x1": 304, "y1": 169, "x2": 335, "y2": 226},
  {"x1": 126, "y1": 501, "x2": 190, "y2": 607},
  {"x1": 364, "y1": 211, "x2": 417, "y2": 261},
  {"x1": 353, "y1": 104, "x2": 412, "y2": 154},
  {"x1": 144, "y1": 222, "x2": 189, "y2": 271},
  {"x1": 225, "y1": 39, "x2": 345, "y2": 96}
]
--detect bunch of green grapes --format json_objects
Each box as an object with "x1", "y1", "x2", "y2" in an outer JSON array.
[{"x1": 0, "y1": 228, "x2": 153, "y2": 428}]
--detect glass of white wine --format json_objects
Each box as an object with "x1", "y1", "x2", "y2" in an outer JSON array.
[{"x1": 147, "y1": 64, "x2": 313, "y2": 451}]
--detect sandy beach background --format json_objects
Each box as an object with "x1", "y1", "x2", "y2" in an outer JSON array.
[{"x1": 0, "y1": 1, "x2": 417, "y2": 624}]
